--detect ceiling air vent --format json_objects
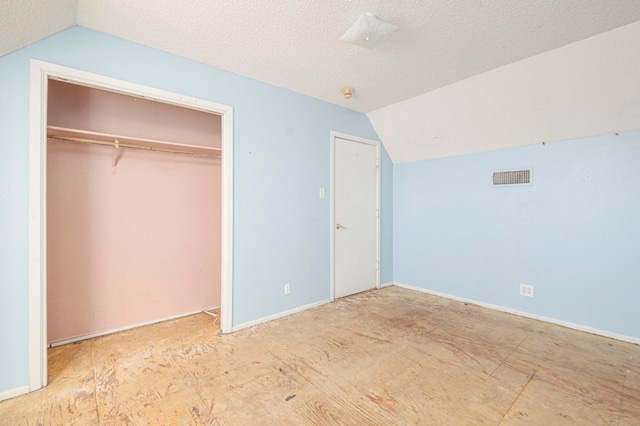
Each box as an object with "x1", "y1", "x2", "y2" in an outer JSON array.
[{"x1": 492, "y1": 169, "x2": 531, "y2": 186}]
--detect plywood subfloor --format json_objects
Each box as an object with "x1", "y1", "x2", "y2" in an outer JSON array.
[{"x1": 1, "y1": 286, "x2": 639, "y2": 425}]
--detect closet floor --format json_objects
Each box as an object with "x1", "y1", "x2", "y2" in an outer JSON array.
[{"x1": 1, "y1": 286, "x2": 639, "y2": 425}]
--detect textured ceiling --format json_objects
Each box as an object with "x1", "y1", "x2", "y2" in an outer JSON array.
[
  {"x1": 2, "y1": 1, "x2": 640, "y2": 114},
  {"x1": 0, "y1": 0, "x2": 77, "y2": 56}
]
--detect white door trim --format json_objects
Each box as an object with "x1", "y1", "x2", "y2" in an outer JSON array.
[
  {"x1": 28, "y1": 60, "x2": 234, "y2": 392},
  {"x1": 329, "y1": 131, "x2": 380, "y2": 302}
]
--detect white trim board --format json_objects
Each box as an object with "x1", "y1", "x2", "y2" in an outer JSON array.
[
  {"x1": 49, "y1": 308, "x2": 218, "y2": 347},
  {"x1": 393, "y1": 282, "x2": 640, "y2": 346},
  {"x1": 28, "y1": 60, "x2": 234, "y2": 395},
  {"x1": 232, "y1": 299, "x2": 330, "y2": 332},
  {"x1": 0, "y1": 386, "x2": 30, "y2": 403}
]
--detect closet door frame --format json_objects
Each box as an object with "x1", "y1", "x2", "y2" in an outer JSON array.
[{"x1": 28, "y1": 60, "x2": 234, "y2": 392}]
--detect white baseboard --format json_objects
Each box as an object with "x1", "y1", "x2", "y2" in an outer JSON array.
[
  {"x1": 49, "y1": 307, "x2": 218, "y2": 347},
  {"x1": 232, "y1": 299, "x2": 330, "y2": 332},
  {"x1": 379, "y1": 281, "x2": 393, "y2": 288},
  {"x1": 393, "y1": 282, "x2": 640, "y2": 346},
  {"x1": 0, "y1": 385, "x2": 29, "y2": 402}
]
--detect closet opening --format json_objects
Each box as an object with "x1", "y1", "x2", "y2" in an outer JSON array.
[
  {"x1": 47, "y1": 78, "x2": 222, "y2": 346},
  {"x1": 29, "y1": 60, "x2": 234, "y2": 392}
]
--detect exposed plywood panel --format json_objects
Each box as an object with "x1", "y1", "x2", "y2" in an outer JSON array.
[{"x1": 2, "y1": 287, "x2": 639, "y2": 423}]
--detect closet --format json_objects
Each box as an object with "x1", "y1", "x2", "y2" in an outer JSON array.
[{"x1": 46, "y1": 79, "x2": 222, "y2": 345}]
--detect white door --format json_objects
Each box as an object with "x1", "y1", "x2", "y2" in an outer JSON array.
[{"x1": 333, "y1": 136, "x2": 379, "y2": 299}]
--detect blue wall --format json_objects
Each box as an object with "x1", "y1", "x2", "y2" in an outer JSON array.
[
  {"x1": 0, "y1": 26, "x2": 392, "y2": 393},
  {"x1": 394, "y1": 131, "x2": 640, "y2": 338}
]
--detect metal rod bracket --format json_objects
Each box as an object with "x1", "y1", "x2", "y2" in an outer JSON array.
[{"x1": 112, "y1": 139, "x2": 120, "y2": 173}]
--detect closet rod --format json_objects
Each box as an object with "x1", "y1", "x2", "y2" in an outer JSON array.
[{"x1": 47, "y1": 134, "x2": 221, "y2": 158}]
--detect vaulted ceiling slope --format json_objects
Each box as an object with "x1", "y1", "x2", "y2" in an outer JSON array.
[
  {"x1": 369, "y1": 20, "x2": 640, "y2": 163},
  {"x1": 3, "y1": 2, "x2": 640, "y2": 163},
  {"x1": 2, "y1": 1, "x2": 640, "y2": 115}
]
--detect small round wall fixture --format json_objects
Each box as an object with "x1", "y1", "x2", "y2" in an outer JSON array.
[{"x1": 342, "y1": 87, "x2": 354, "y2": 99}]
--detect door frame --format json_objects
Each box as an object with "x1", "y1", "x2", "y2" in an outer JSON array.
[
  {"x1": 28, "y1": 60, "x2": 234, "y2": 391},
  {"x1": 329, "y1": 131, "x2": 380, "y2": 301}
]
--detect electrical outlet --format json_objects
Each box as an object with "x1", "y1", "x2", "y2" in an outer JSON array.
[
  {"x1": 520, "y1": 284, "x2": 534, "y2": 298},
  {"x1": 284, "y1": 283, "x2": 291, "y2": 295}
]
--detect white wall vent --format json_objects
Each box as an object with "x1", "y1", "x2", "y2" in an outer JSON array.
[{"x1": 492, "y1": 169, "x2": 531, "y2": 186}]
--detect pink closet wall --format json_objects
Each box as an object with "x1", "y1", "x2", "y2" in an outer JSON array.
[
  {"x1": 47, "y1": 80, "x2": 222, "y2": 344},
  {"x1": 47, "y1": 80, "x2": 222, "y2": 147}
]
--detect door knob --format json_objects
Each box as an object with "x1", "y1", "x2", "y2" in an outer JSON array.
[{"x1": 336, "y1": 223, "x2": 347, "y2": 230}]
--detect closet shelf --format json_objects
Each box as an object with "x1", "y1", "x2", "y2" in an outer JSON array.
[{"x1": 47, "y1": 125, "x2": 221, "y2": 158}]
